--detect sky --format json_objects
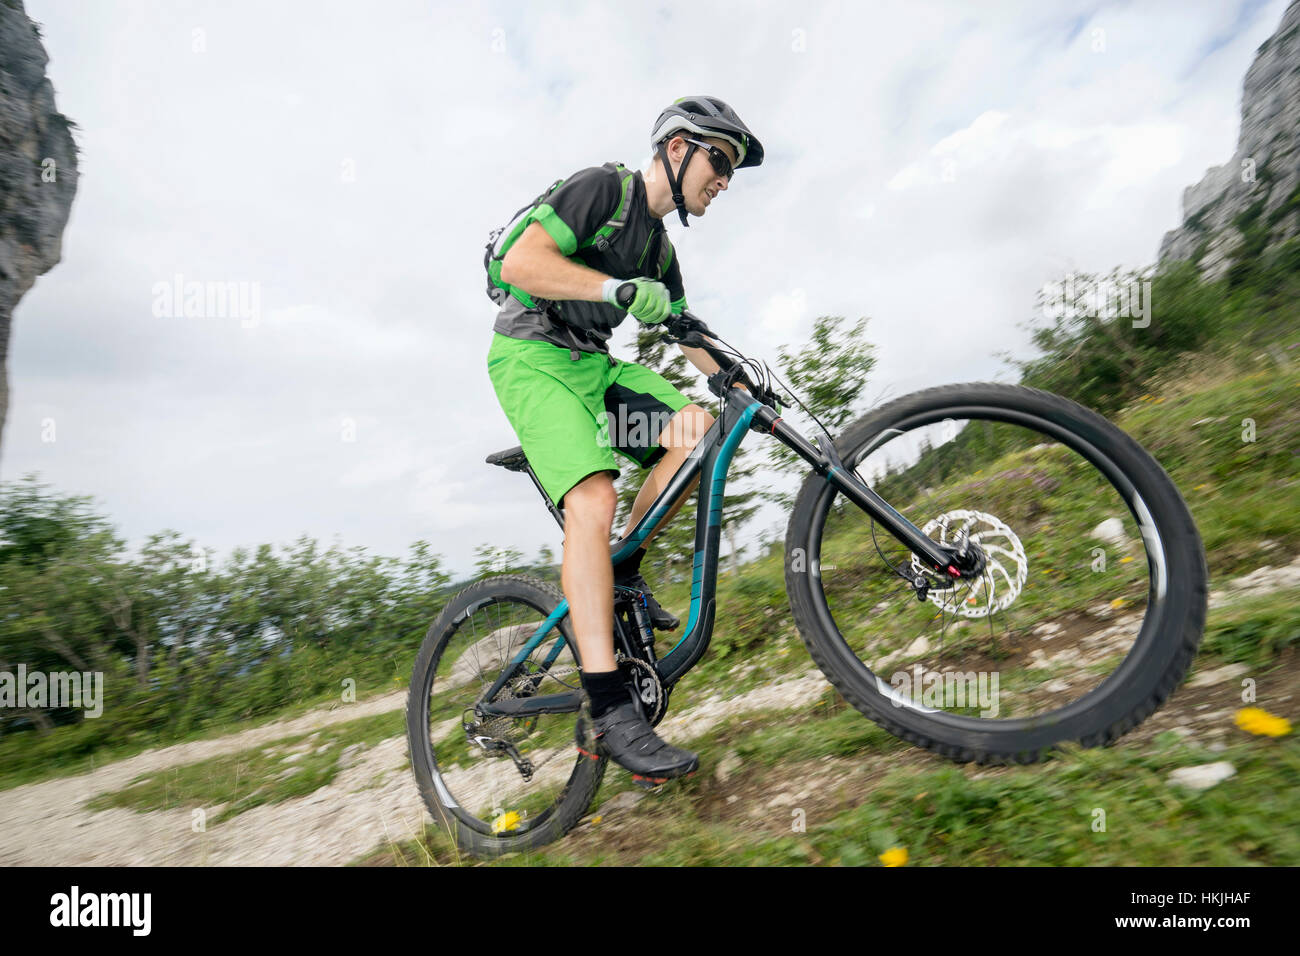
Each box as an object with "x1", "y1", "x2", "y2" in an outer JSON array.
[{"x1": 2, "y1": 0, "x2": 1291, "y2": 578}]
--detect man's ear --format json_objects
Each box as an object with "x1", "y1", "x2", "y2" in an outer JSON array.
[{"x1": 669, "y1": 134, "x2": 690, "y2": 165}]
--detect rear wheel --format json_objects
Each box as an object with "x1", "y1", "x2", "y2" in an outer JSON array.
[
  {"x1": 784, "y1": 383, "x2": 1208, "y2": 764},
  {"x1": 405, "y1": 574, "x2": 604, "y2": 858}
]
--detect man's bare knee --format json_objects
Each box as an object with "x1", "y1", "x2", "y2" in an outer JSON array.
[
  {"x1": 562, "y1": 472, "x2": 617, "y2": 531},
  {"x1": 658, "y1": 404, "x2": 714, "y2": 452}
]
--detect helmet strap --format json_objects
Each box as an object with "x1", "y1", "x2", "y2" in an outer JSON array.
[{"x1": 658, "y1": 140, "x2": 697, "y2": 228}]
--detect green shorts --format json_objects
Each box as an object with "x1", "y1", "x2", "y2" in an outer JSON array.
[{"x1": 487, "y1": 331, "x2": 694, "y2": 507}]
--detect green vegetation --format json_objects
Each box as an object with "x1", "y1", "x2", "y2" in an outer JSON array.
[
  {"x1": 4, "y1": 231, "x2": 1300, "y2": 864},
  {"x1": 373, "y1": 689, "x2": 1300, "y2": 866},
  {"x1": 1199, "y1": 589, "x2": 1300, "y2": 668},
  {"x1": 1010, "y1": 236, "x2": 1300, "y2": 415}
]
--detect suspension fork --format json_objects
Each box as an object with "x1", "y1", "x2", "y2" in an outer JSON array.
[{"x1": 747, "y1": 404, "x2": 971, "y2": 579}]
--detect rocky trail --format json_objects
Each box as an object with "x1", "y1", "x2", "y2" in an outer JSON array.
[{"x1": 1, "y1": 554, "x2": 1296, "y2": 866}]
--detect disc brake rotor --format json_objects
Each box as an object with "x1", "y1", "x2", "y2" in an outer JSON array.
[{"x1": 909, "y1": 509, "x2": 1028, "y2": 617}]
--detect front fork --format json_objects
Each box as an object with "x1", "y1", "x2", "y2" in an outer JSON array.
[{"x1": 746, "y1": 403, "x2": 983, "y2": 582}]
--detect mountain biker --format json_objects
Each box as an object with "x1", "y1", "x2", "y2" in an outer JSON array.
[{"x1": 485, "y1": 95, "x2": 764, "y2": 782}]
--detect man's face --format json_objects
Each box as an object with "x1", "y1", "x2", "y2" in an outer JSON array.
[{"x1": 672, "y1": 135, "x2": 738, "y2": 217}]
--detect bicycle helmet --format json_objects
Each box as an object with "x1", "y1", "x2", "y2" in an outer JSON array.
[{"x1": 651, "y1": 95, "x2": 764, "y2": 227}]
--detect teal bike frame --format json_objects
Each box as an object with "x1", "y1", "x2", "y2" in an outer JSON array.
[{"x1": 479, "y1": 316, "x2": 972, "y2": 718}]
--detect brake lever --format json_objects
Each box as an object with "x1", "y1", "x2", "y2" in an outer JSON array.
[
  {"x1": 669, "y1": 329, "x2": 709, "y2": 348},
  {"x1": 663, "y1": 312, "x2": 712, "y2": 347}
]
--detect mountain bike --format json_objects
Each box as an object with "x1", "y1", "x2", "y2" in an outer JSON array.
[{"x1": 406, "y1": 309, "x2": 1208, "y2": 858}]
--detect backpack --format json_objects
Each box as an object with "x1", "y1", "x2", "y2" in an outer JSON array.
[{"x1": 483, "y1": 162, "x2": 638, "y2": 309}]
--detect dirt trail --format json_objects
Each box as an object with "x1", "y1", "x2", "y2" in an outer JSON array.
[
  {"x1": 0, "y1": 668, "x2": 830, "y2": 866},
  {"x1": 2, "y1": 554, "x2": 1295, "y2": 866}
]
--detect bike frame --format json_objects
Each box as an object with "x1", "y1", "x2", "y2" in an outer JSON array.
[{"x1": 480, "y1": 367, "x2": 972, "y2": 718}]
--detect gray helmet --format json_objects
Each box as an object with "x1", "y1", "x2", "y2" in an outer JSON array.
[
  {"x1": 651, "y1": 95, "x2": 763, "y2": 227},
  {"x1": 651, "y1": 95, "x2": 764, "y2": 169}
]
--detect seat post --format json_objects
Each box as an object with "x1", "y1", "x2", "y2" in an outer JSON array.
[{"x1": 525, "y1": 465, "x2": 566, "y2": 531}]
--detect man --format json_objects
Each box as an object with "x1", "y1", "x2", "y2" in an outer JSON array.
[{"x1": 485, "y1": 96, "x2": 764, "y2": 782}]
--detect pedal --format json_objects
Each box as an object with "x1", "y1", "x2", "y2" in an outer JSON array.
[{"x1": 631, "y1": 769, "x2": 695, "y2": 790}]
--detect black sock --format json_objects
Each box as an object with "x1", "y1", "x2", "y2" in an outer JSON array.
[
  {"x1": 581, "y1": 668, "x2": 630, "y2": 719},
  {"x1": 613, "y1": 546, "x2": 646, "y2": 579}
]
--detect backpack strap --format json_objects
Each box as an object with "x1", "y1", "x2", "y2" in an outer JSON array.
[
  {"x1": 484, "y1": 177, "x2": 565, "y2": 309},
  {"x1": 579, "y1": 163, "x2": 636, "y2": 253},
  {"x1": 655, "y1": 231, "x2": 673, "y2": 280}
]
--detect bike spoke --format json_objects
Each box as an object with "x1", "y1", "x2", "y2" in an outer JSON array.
[
  {"x1": 416, "y1": 590, "x2": 585, "y2": 839},
  {"x1": 816, "y1": 416, "x2": 1159, "y2": 722}
]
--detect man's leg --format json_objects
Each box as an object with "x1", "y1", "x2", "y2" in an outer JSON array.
[
  {"x1": 560, "y1": 471, "x2": 618, "y2": 673},
  {"x1": 619, "y1": 403, "x2": 715, "y2": 544},
  {"x1": 563, "y1": 469, "x2": 699, "y2": 780}
]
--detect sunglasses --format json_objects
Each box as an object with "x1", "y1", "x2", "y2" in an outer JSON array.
[{"x1": 682, "y1": 138, "x2": 734, "y2": 180}]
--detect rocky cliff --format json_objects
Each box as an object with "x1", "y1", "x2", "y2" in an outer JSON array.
[
  {"x1": 0, "y1": 0, "x2": 78, "y2": 458},
  {"x1": 1158, "y1": 0, "x2": 1300, "y2": 280}
]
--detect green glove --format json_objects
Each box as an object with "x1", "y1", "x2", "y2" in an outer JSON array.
[{"x1": 604, "y1": 277, "x2": 671, "y2": 325}]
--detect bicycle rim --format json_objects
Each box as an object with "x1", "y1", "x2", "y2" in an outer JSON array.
[
  {"x1": 413, "y1": 585, "x2": 590, "y2": 841},
  {"x1": 804, "y1": 391, "x2": 1192, "y2": 730}
]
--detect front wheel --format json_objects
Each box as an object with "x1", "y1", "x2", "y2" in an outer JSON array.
[
  {"x1": 785, "y1": 383, "x2": 1208, "y2": 764},
  {"x1": 405, "y1": 574, "x2": 604, "y2": 858}
]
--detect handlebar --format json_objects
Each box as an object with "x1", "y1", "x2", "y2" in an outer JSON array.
[{"x1": 613, "y1": 281, "x2": 781, "y2": 409}]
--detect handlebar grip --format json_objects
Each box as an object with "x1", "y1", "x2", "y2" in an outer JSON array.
[{"x1": 615, "y1": 281, "x2": 637, "y2": 309}]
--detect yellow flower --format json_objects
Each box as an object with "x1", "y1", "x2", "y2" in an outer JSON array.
[
  {"x1": 1234, "y1": 707, "x2": 1292, "y2": 737},
  {"x1": 879, "y1": 846, "x2": 908, "y2": 866},
  {"x1": 591, "y1": 815, "x2": 603, "y2": 825},
  {"x1": 491, "y1": 811, "x2": 521, "y2": 833},
  {"x1": 1110, "y1": 598, "x2": 1126, "y2": 609},
  {"x1": 1119, "y1": 556, "x2": 1134, "y2": 564}
]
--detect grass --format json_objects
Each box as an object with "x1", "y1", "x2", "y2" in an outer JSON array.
[
  {"x1": 376, "y1": 676, "x2": 1300, "y2": 865},
  {"x1": 802, "y1": 735, "x2": 1300, "y2": 866},
  {"x1": 0, "y1": 669, "x2": 409, "y2": 793},
  {"x1": 1198, "y1": 587, "x2": 1300, "y2": 668},
  {"x1": 16, "y1": 344, "x2": 1300, "y2": 867}
]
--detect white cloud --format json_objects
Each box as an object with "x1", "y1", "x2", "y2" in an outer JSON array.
[{"x1": 8, "y1": 0, "x2": 1293, "y2": 577}]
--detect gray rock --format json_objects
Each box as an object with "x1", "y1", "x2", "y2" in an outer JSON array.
[
  {"x1": 0, "y1": 1, "x2": 80, "y2": 456},
  {"x1": 903, "y1": 636, "x2": 931, "y2": 658},
  {"x1": 1157, "y1": 1, "x2": 1300, "y2": 276},
  {"x1": 337, "y1": 743, "x2": 366, "y2": 770},
  {"x1": 1091, "y1": 518, "x2": 1128, "y2": 546},
  {"x1": 1167, "y1": 762, "x2": 1236, "y2": 791},
  {"x1": 715, "y1": 750, "x2": 742, "y2": 784},
  {"x1": 1188, "y1": 662, "x2": 1250, "y2": 688},
  {"x1": 599, "y1": 791, "x2": 644, "y2": 815}
]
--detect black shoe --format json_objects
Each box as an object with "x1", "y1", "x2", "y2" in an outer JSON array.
[
  {"x1": 588, "y1": 701, "x2": 698, "y2": 783},
  {"x1": 615, "y1": 568, "x2": 680, "y2": 631}
]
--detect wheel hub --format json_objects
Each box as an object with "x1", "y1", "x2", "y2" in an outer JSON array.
[{"x1": 910, "y1": 509, "x2": 1028, "y2": 617}]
